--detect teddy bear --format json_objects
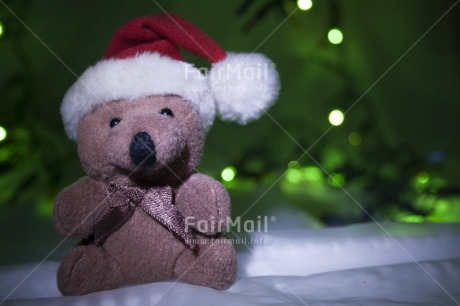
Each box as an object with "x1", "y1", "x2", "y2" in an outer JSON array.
[{"x1": 53, "y1": 14, "x2": 279, "y2": 296}]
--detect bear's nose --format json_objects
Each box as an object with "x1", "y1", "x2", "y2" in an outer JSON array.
[{"x1": 129, "y1": 132, "x2": 157, "y2": 167}]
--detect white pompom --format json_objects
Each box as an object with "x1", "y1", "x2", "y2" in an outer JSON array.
[{"x1": 209, "y1": 52, "x2": 280, "y2": 124}]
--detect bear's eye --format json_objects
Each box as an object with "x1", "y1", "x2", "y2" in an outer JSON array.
[
  {"x1": 160, "y1": 108, "x2": 174, "y2": 117},
  {"x1": 110, "y1": 118, "x2": 121, "y2": 128}
]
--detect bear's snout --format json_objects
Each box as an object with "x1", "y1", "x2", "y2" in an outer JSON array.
[{"x1": 129, "y1": 132, "x2": 157, "y2": 167}]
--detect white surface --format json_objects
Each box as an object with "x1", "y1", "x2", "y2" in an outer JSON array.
[{"x1": 1, "y1": 222, "x2": 460, "y2": 305}]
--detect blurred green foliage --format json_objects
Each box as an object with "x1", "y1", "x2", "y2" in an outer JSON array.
[{"x1": 1, "y1": 0, "x2": 459, "y2": 225}]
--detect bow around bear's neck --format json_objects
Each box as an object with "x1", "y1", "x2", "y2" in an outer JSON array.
[{"x1": 92, "y1": 182, "x2": 196, "y2": 249}]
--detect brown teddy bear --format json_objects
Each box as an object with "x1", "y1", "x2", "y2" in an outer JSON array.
[{"x1": 53, "y1": 14, "x2": 279, "y2": 296}]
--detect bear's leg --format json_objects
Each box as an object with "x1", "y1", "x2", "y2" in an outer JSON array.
[
  {"x1": 57, "y1": 244, "x2": 125, "y2": 295},
  {"x1": 173, "y1": 237, "x2": 237, "y2": 290}
]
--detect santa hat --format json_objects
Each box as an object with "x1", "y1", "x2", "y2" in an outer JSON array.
[{"x1": 61, "y1": 14, "x2": 280, "y2": 140}]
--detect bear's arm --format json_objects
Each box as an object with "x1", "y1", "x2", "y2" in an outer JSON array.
[
  {"x1": 175, "y1": 173, "x2": 230, "y2": 236},
  {"x1": 53, "y1": 177, "x2": 108, "y2": 239}
]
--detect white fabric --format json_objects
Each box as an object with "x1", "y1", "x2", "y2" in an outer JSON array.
[
  {"x1": 1, "y1": 222, "x2": 459, "y2": 305},
  {"x1": 210, "y1": 53, "x2": 280, "y2": 124},
  {"x1": 61, "y1": 52, "x2": 215, "y2": 140},
  {"x1": 61, "y1": 52, "x2": 281, "y2": 140}
]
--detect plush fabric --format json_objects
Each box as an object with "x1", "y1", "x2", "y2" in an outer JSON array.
[
  {"x1": 61, "y1": 53, "x2": 215, "y2": 140},
  {"x1": 210, "y1": 52, "x2": 280, "y2": 124},
  {"x1": 54, "y1": 96, "x2": 237, "y2": 295},
  {"x1": 56, "y1": 14, "x2": 280, "y2": 295}
]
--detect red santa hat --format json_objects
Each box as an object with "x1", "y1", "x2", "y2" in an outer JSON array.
[{"x1": 61, "y1": 14, "x2": 280, "y2": 140}]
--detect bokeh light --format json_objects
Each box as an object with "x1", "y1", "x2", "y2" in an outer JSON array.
[
  {"x1": 288, "y1": 160, "x2": 300, "y2": 168},
  {"x1": 297, "y1": 0, "x2": 313, "y2": 11},
  {"x1": 286, "y1": 168, "x2": 302, "y2": 183},
  {"x1": 328, "y1": 28, "x2": 343, "y2": 44},
  {"x1": 0, "y1": 126, "x2": 7, "y2": 142},
  {"x1": 328, "y1": 173, "x2": 345, "y2": 187},
  {"x1": 302, "y1": 166, "x2": 323, "y2": 182},
  {"x1": 221, "y1": 166, "x2": 236, "y2": 182},
  {"x1": 328, "y1": 109, "x2": 344, "y2": 126},
  {"x1": 417, "y1": 171, "x2": 430, "y2": 184},
  {"x1": 348, "y1": 132, "x2": 362, "y2": 146}
]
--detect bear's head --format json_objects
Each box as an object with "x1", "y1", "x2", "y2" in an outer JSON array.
[
  {"x1": 76, "y1": 95, "x2": 203, "y2": 186},
  {"x1": 61, "y1": 15, "x2": 279, "y2": 188}
]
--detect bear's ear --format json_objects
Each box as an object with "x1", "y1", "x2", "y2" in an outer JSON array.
[{"x1": 209, "y1": 52, "x2": 280, "y2": 125}]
